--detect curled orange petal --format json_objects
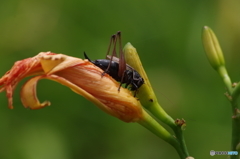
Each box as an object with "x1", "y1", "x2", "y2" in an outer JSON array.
[
  {"x1": 21, "y1": 75, "x2": 51, "y2": 110},
  {"x1": 1, "y1": 52, "x2": 143, "y2": 122}
]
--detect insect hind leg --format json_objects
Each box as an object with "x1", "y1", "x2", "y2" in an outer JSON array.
[{"x1": 104, "y1": 34, "x2": 117, "y2": 75}]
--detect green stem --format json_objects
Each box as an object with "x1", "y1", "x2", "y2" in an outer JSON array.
[
  {"x1": 147, "y1": 102, "x2": 176, "y2": 129},
  {"x1": 219, "y1": 66, "x2": 240, "y2": 158},
  {"x1": 138, "y1": 110, "x2": 186, "y2": 159},
  {"x1": 231, "y1": 82, "x2": 240, "y2": 100},
  {"x1": 144, "y1": 102, "x2": 190, "y2": 158},
  {"x1": 174, "y1": 126, "x2": 189, "y2": 157},
  {"x1": 217, "y1": 66, "x2": 233, "y2": 93},
  {"x1": 230, "y1": 101, "x2": 240, "y2": 159}
]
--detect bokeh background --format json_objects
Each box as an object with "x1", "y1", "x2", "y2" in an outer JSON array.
[{"x1": 1, "y1": 0, "x2": 240, "y2": 158}]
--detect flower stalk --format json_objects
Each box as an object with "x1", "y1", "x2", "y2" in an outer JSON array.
[
  {"x1": 202, "y1": 26, "x2": 240, "y2": 158},
  {"x1": 138, "y1": 110, "x2": 185, "y2": 159},
  {"x1": 123, "y1": 43, "x2": 190, "y2": 158}
]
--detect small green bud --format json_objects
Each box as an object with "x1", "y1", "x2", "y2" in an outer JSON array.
[{"x1": 202, "y1": 26, "x2": 225, "y2": 70}]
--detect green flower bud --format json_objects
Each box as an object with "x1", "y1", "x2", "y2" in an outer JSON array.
[
  {"x1": 202, "y1": 26, "x2": 233, "y2": 93},
  {"x1": 123, "y1": 42, "x2": 156, "y2": 105},
  {"x1": 123, "y1": 43, "x2": 176, "y2": 128},
  {"x1": 202, "y1": 26, "x2": 225, "y2": 70}
]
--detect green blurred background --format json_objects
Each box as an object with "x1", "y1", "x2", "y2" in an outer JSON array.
[{"x1": 1, "y1": 0, "x2": 240, "y2": 158}]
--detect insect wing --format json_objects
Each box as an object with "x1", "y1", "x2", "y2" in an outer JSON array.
[
  {"x1": 106, "y1": 55, "x2": 118, "y2": 62},
  {"x1": 107, "y1": 55, "x2": 133, "y2": 71}
]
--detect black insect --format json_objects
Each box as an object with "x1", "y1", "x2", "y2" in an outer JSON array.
[{"x1": 84, "y1": 31, "x2": 144, "y2": 96}]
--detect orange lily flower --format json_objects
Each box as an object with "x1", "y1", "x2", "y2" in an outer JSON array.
[{"x1": 0, "y1": 52, "x2": 143, "y2": 122}]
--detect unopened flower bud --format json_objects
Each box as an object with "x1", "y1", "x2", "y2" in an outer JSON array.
[
  {"x1": 123, "y1": 43, "x2": 175, "y2": 128},
  {"x1": 123, "y1": 42, "x2": 156, "y2": 105},
  {"x1": 202, "y1": 26, "x2": 225, "y2": 70}
]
